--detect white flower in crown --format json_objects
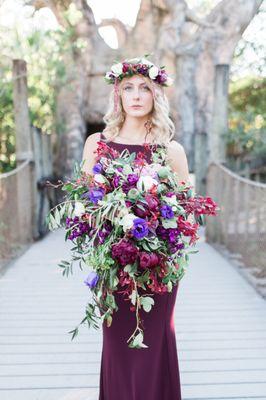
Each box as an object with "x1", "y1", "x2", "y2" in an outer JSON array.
[
  {"x1": 126, "y1": 57, "x2": 141, "y2": 64},
  {"x1": 111, "y1": 62, "x2": 123, "y2": 76},
  {"x1": 73, "y1": 201, "x2": 85, "y2": 217},
  {"x1": 140, "y1": 58, "x2": 154, "y2": 67},
  {"x1": 165, "y1": 76, "x2": 174, "y2": 86},
  {"x1": 137, "y1": 175, "x2": 159, "y2": 192},
  {"x1": 148, "y1": 65, "x2": 160, "y2": 80}
]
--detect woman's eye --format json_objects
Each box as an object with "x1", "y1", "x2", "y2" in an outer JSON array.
[{"x1": 123, "y1": 86, "x2": 150, "y2": 91}]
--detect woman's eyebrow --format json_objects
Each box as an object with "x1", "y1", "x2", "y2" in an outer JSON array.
[{"x1": 123, "y1": 82, "x2": 147, "y2": 86}]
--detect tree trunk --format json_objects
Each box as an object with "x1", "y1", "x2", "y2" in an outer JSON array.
[{"x1": 29, "y1": 0, "x2": 263, "y2": 188}]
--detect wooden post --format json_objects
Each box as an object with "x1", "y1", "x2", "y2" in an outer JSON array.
[
  {"x1": 209, "y1": 64, "x2": 229, "y2": 164},
  {"x1": 12, "y1": 60, "x2": 33, "y2": 163},
  {"x1": 195, "y1": 131, "x2": 208, "y2": 196},
  {"x1": 11, "y1": 59, "x2": 35, "y2": 241}
]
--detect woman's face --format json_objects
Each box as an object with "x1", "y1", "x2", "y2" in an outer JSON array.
[{"x1": 120, "y1": 75, "x2": 154, "y2": 118}]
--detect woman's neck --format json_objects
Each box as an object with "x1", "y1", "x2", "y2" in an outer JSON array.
[{"x1": 119, "y1": 116, "x2": 152, "y2": 142}]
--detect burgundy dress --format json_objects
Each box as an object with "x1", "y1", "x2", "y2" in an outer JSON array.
[{"x1": 98, "y1": 132, "x2": 182, "y2": 400}]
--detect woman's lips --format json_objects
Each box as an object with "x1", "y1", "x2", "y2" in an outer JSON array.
[{"x1": 131, "y1": 105, "x2": 142, "y2": 108}]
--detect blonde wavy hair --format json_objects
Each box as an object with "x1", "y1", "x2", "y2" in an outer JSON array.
[{"x1": 102, "y1": 73, "x2": 175, "y2": 147}]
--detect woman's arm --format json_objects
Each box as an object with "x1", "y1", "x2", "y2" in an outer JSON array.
[
  {"x1": 166, "y1": 140, "x2": 195, "y2": 224},
  {"x1": 81, "y1": 132, "x2": 101, "y2": 175},
  {"x1": 166, "y1": 140, "x2": 190, "y2": 184}
]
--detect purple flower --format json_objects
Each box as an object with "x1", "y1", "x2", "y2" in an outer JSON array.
[
  {"x1": 156, "y1": 224, "x2": 181, "y2": 246},
  {"x1": 156, "y1": 70, "x2": 168, "y2": 84},
  {"x1": 84, "y1": 271, "x2": 99, "y2": 289},
  {"x1": 92, "y1": 163, "x2": 103, "y2": 174},
  {"x1": 132, "y1": 218, "x2": 149, "y2": 239},
  {"x1": 89, "y1": 187, "x2": 105, "y2": 204},
  {"x1": 122, "y1": 174, "x2": 139, "y2": 194},
  {"x1": 127, "y1": 174, "x2": 139, "y2": 185},
  {"x1": 97, "y1": 221, "x2": 113, "y2": 244},
  {"x1": 112, "y1": 175, "x2": 121, "y2": 188},
  {"x1": 169, "y1": 242, "x2": 184, "y2": 254},
  {"x1": 160, "y1": 205, "x2": 174, "y2": 219},
  {"x1": 66, "y1": 216, "x2": 91, "y2": 241}
]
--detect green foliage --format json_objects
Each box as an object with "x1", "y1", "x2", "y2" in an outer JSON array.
[
  {"x1": 0, "y1": 5, "x2": 87, "y2": 172},
  {"x1": 224, "y1": 77, "x2": 266, "y2": 171},
  {"x1": 0, "y1": 71, "x2": 15, "y2": 172},
  {"x1": 229, "y1": 77, "x2": 266, "y2": 118}
]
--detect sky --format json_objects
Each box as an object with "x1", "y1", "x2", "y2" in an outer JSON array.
[{"x1": 87, "y1": 0, "x2": 141, "y2": 48}]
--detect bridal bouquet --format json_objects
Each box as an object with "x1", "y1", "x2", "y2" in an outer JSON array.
[{"x1": 46, "y1": 140, "x2": 219, "y2": 349}]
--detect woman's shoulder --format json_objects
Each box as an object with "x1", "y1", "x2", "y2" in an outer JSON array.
[
  {"x1": 84, "y1": 132, "x2": 102, "y2": 146},
  {"x1": 166, "y1": 139, "x2": 186, "y2": 156}
]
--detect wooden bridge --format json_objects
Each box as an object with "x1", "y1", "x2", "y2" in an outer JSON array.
[{"x1": 0, "y1": 227, "x2": 266, "y2": 400}]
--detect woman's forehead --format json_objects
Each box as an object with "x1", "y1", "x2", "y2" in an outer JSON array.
[{"x1": 122, "y1": 75, "x2": 147, "y2": 85}]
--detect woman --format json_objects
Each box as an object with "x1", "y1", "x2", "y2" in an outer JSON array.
[{"x1": 81, "y1": 57, "x2": 189, "y2": 400}]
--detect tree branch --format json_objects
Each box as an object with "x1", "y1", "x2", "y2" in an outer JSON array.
[{"x1": 98, "y1": 18, "x2": 129, "y2": 48}]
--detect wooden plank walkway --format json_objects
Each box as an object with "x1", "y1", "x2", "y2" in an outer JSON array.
[{"x1": 0, "y1": 227, "x2": 266, "y2": 400}]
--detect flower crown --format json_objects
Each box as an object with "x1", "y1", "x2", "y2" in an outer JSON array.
[{"x1": 104, "y1": 55, "x2": 174, "y2": 87}]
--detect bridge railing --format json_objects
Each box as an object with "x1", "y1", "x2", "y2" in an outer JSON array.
[
  {"x1": 0, "y1": 158, "x2": 34, "y2": 266},
  {"x1": 206, "y1": 161, "x2": 266, "y2": 278}
]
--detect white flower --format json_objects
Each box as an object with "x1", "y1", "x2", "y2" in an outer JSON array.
[
  {"x1": 165, "y1": 76, "x2": 174, "y2": 86},
  {"x1": 94, "y1": 174, "x2": 106, "y2": 184},
  {"x1": 162, "y1": 195, "x2": 177, "y2": 205},
  {"x1": 139, "y1": 165, "x2": 159, "y2": 180},
  {"x1": 148, "y1": 65, "x2": 159, "y2": 80},
  {"x1": 119, "y1": 213, "x2": 138, "y2": 232},
  {"x1": 140, "y1": 58, "x2": 154, "y2": 66},
  {"x1": 73, "y1": 201, "x2": 85, "y2": 217},
  {"x1": 111, "y1": 62, "x2": 123, "y2": 76},
  {"x1": 137, "y1": 176, "x2": 159, "y2": 192},
  {"x1": 126, "y1": 57, "x2": 141, "y2": 64}
]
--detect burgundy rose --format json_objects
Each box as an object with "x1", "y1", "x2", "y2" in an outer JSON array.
[
  {"x1": 111, "y1": 239, "x2": 139, "y2": 267},
  {"x1": 145, "y1": 194, "x2": 159, "y2": 211},
  {"x1": 139, "y1": 251, "x2": 159, "y2": 269}
]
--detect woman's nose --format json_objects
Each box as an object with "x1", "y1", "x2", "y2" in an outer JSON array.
[{"x1": 133, "y1": 90, "x2": 140, "y2": 98}]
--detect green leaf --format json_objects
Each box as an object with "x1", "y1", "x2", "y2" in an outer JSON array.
[
  {"x1": 140, "y1": 296, "x2": 154, "y2": 312},
  {"x1": 161, "y1": 218, "x2": 177, "y2": 229},
  {"x1": 132, "y1": 332, "x2": 148, "y2": 348},
  {"x1": 68, "y1": 327, "x2": 79, "y2": 340},
  {"x1": 54, "y1": 208, "x2": 61, "y2": 226},
  {"x1": 129, "y1": 290, "x2": 137, "y2": 306}
]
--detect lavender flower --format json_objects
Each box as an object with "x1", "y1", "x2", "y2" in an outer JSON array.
[
  {"x1": 84, "y1": 271, "x2": 99, "y2": 289},
  {"x1": 92, "y1": 163, "x2": 103, "y2": 174},
  {"x1": 132, "y1": 218, "x2": 149, "y2": 239},
  {"x1": 160, "y1": 205, "x2": 174, "y2": 219},
  {"x1": 89, "y1": 187, "x2": 105, "y2": 204}
]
